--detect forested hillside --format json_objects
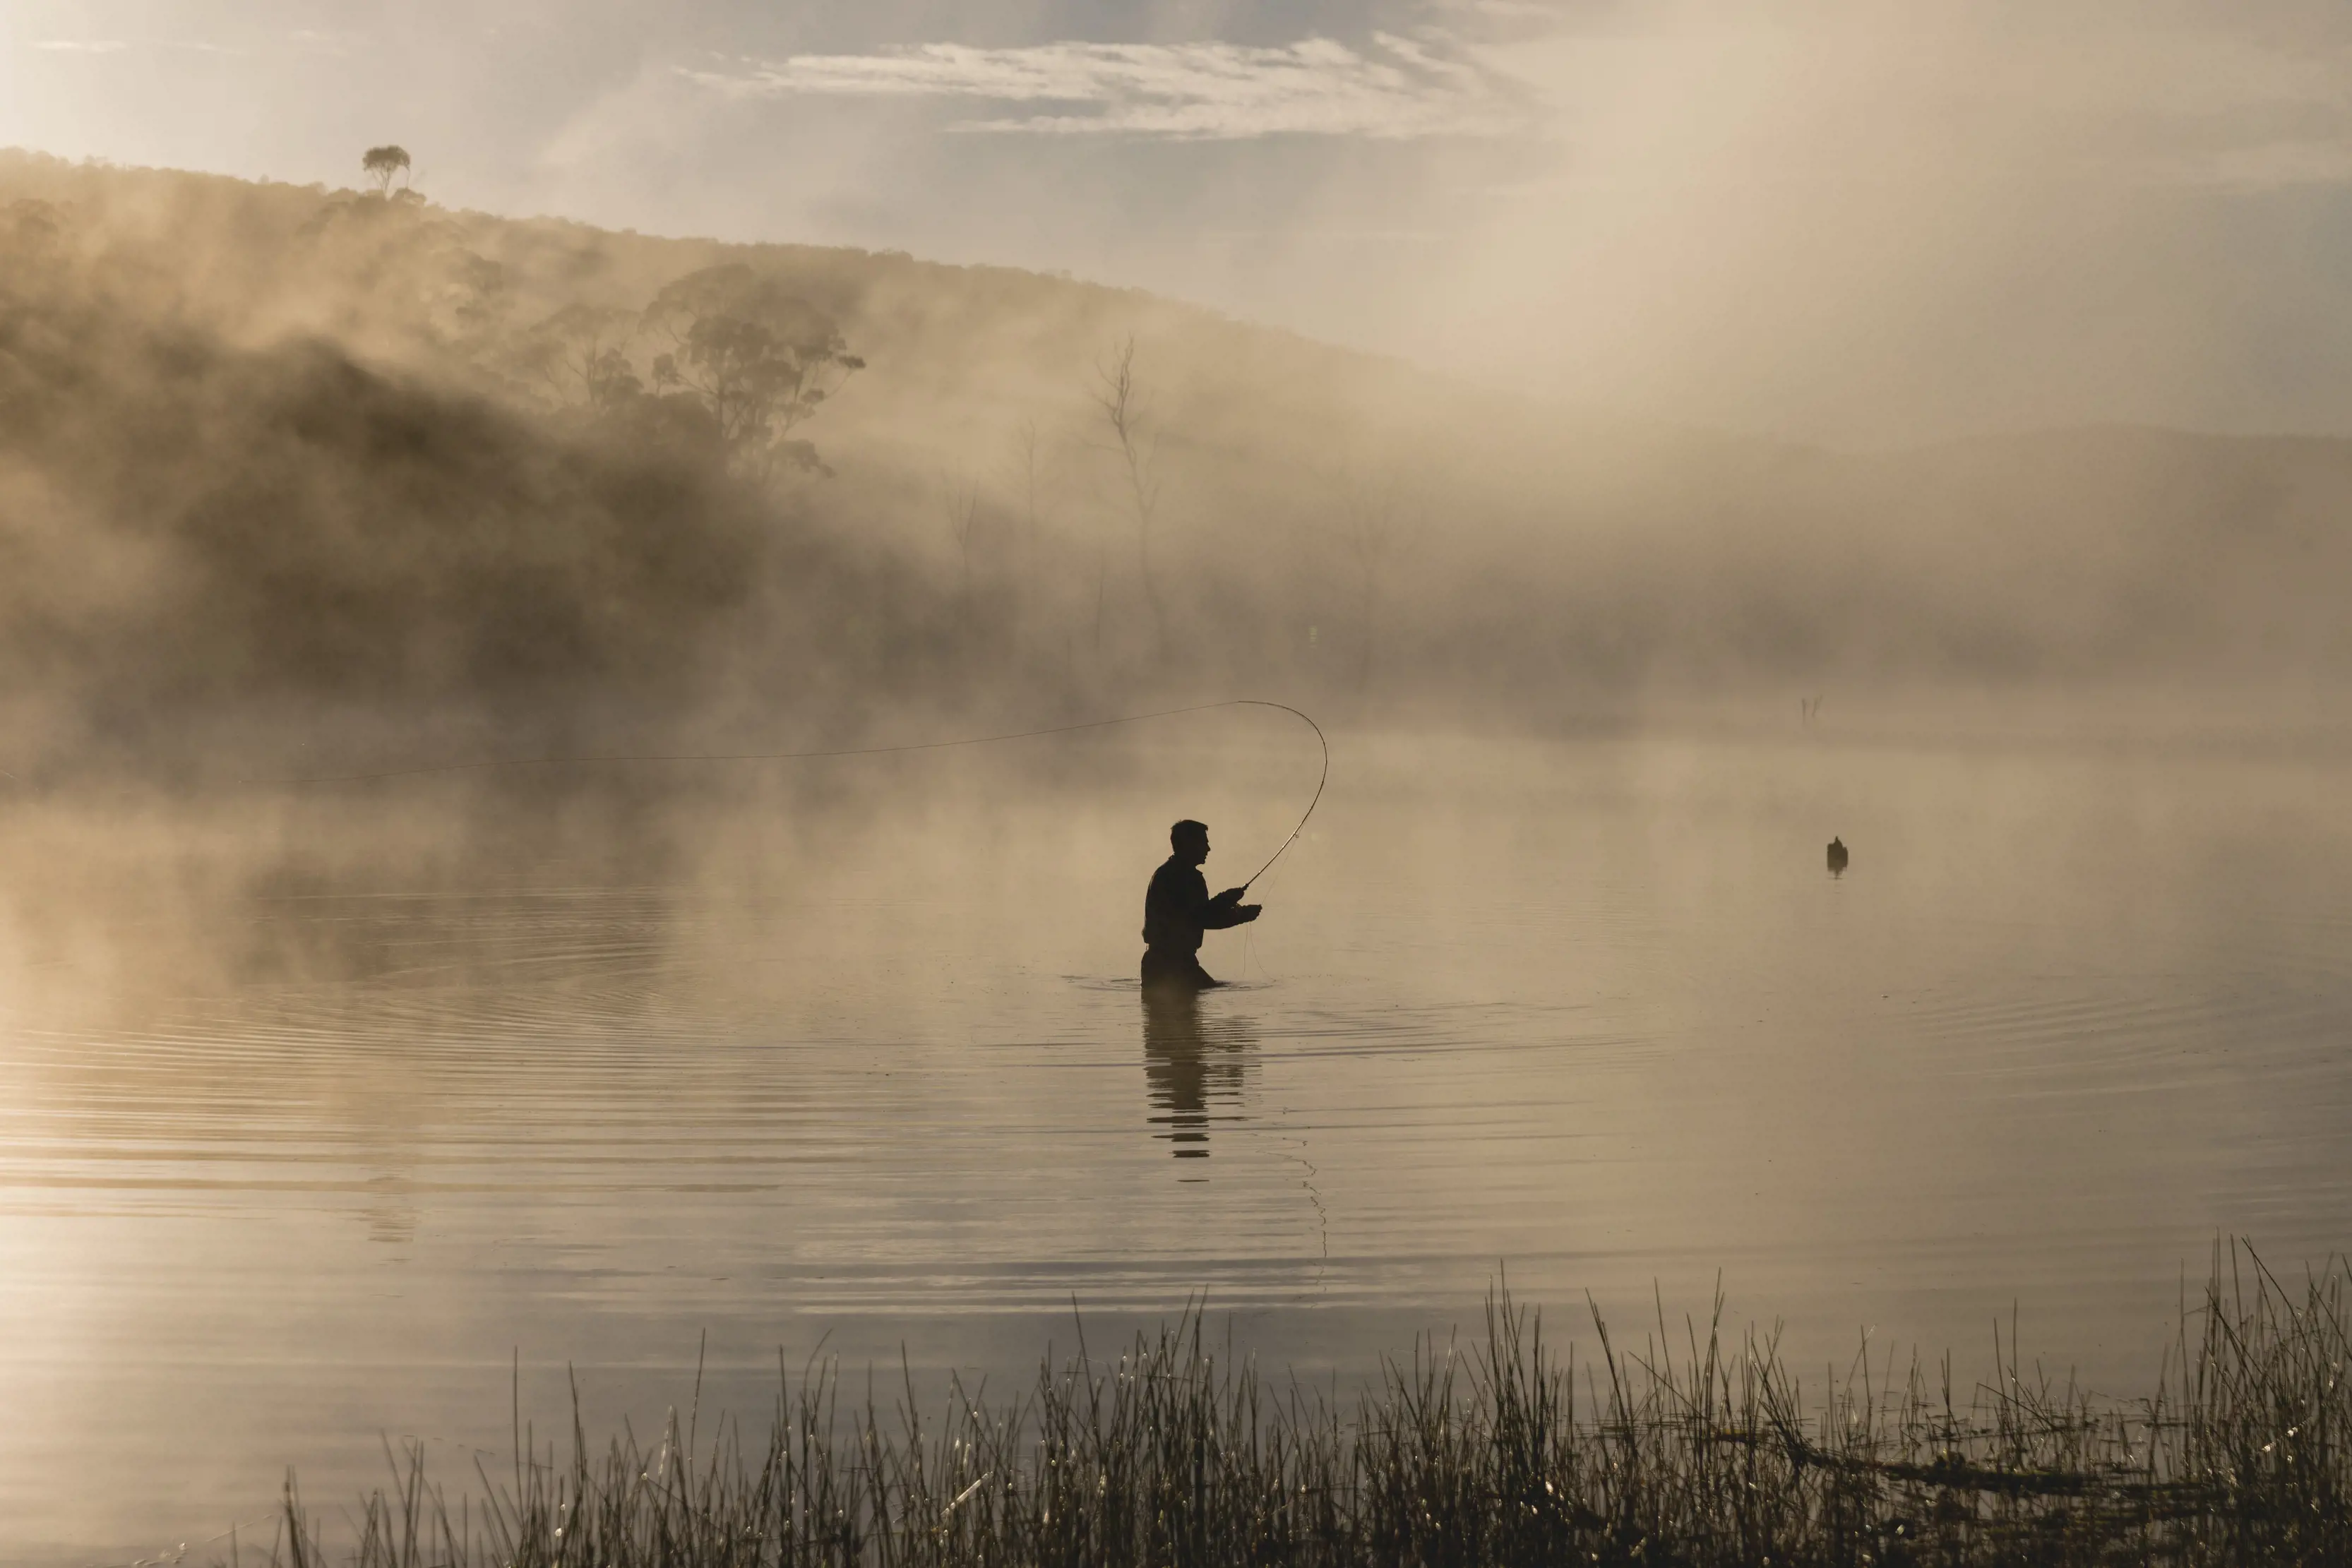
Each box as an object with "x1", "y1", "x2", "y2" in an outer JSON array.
[{"x1": 1, "y1": 150, "x2": 2345, "y2": 777}]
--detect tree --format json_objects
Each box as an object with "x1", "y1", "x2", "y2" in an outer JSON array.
[
  {"x1": 640, "y1": 265, "x2": 862, "y2": 481},
  {"x1": 4, "y1": 199, "x2": 63, "y2": 256},
  {"x1": 1330, "y1": 467, "x2": 1425, "y2": 690},
  {"x1": 1093, "y1": 335, "x2": 1165, "y2": 650},
  {"x1": 507, "y1": 304, "x2": 642, "y2": 412},
  {"x1": 937, "y1": 470, "x2": 982, "y2": 636},
  {"x1": 1011, "y1": 417, "x2": 1043, "y2": 563},
  {"x1": 1001, "y1": 417, "x2": 1055, "y2": 640},
  {"x1": 361, "y1": 145, "x2": 412, "y2": 197},
  {"x1": 420, "y1": 249, "x2": 505, "y2": 352}
]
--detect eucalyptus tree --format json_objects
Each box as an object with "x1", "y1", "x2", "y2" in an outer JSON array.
[
  {"x1": 640, "y1": 265, "x2": 863, "y2": 481},
  {"x1": 360, "y1": 145, "x2": 411, "y2": 196}
]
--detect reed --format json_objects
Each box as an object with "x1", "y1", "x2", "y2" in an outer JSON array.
[{"x1": 268, "y1": 1242, "x2": 2350, "y2": 1567}]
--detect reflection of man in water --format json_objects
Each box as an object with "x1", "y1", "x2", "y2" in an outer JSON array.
[
  {"x1": 1140, "y1": 985, "x2": 1255, "y2": 1159},
  {"x1": 1141, "y1": 819, "x2": 1261, "y2": 991}
]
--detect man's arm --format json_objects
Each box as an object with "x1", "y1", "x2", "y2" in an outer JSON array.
[{"x1": 1199, "y1": 886, "x2": 1262, "y2": 929}]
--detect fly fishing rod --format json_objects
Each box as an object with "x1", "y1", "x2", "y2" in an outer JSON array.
[{"x1": 251, "y1": 698, "x2": 1331, "y2": 891}]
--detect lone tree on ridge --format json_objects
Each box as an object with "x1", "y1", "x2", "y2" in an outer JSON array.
[{"x1": 361, "y1": 145, "x2": 412, "y2": 196}]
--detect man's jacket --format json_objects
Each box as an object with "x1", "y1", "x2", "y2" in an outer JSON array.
[{"x1": 1142, "y1": 858, "x2": 1249, "y2": 953}]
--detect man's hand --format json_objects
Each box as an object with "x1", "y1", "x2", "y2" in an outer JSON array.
[
  {"x1": 1236, "y1": 904, "x2": 1262, "y2": 923},
  {"x1": 1213, "y1": 886, "x2": 1248, "y2": 905}
]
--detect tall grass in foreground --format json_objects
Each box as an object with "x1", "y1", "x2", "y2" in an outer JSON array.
[{"x1": 271, "y1": 1244, "x2": 2347, "y2": 1567}]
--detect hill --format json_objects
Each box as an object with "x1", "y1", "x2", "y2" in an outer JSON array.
[{"x1": 1, "y1": 150, "x2": 2345, "y2": 777}]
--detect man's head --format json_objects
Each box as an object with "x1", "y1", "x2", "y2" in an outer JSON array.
[{"x1": 1170, "y1": 819, "x2": 1210, "y2": 866}]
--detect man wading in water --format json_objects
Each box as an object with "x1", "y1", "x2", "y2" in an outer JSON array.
[{"x1": 1142, "y1": 820, "x2": 1262, "y2": 991}]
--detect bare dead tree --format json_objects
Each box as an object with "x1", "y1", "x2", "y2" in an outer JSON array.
[
  {"x1": 1334, "y1": 467, "x2": 1427, "y2": 691},
  {"x1": 938, "y1": 470, "x2": 982, "y2": 637},
  {"x1": 1091, "y1": 511, "x2": 1110, "y2": 664},
  {"x1": 506, "y1": 304, "x2": 640, "y2": 411},
  {"x1": 1013, "y1": 417, "x2": 1043, "y2": 564},
  {"x1": 998, "y1": 417, "x2": 1052, "y2": 652},
  {"x1": 1092, "y1": 336, "x2": 1165, "y2": 651}
]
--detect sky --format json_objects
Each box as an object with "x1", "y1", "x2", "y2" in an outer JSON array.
[{"x1": 7, "y1": 0, "x2": 2352, "y2": 443}]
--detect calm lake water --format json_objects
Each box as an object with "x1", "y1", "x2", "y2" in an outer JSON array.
[{"x1": 4, "y1": 714, "x2": 2349, "y2": 1562}]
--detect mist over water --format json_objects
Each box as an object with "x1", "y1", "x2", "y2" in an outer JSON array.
[{"x1": 5, "y1": 720, "x2": 2351, "y2": 1557}]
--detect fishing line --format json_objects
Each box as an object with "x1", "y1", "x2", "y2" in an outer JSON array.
[{"x1": 251, "y1": 698, "x2": 1330, "y2": 892}]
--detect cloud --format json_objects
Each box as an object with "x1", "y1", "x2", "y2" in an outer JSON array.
[
  {"x1": 1463, "y1": 15, "x2": 2352, "y2": 193},
  {"x1": 25, "y1": 37, "x2": 246, "y2": 57},
  {"x1": 686, "y1": 34, "x2": 1522, "y2": 140},
  {"x1": 288, "y1": 30, "x2": 369, "y2": 58}
]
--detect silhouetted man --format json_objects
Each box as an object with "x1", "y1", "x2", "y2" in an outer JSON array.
[{"x1": 1142, "y1": 819, "x2": 1261, "y2": 991}]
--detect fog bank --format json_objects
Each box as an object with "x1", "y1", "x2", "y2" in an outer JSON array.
[{"x1": 2, "y1": 151, "x2": 2346, "y2": 782}]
